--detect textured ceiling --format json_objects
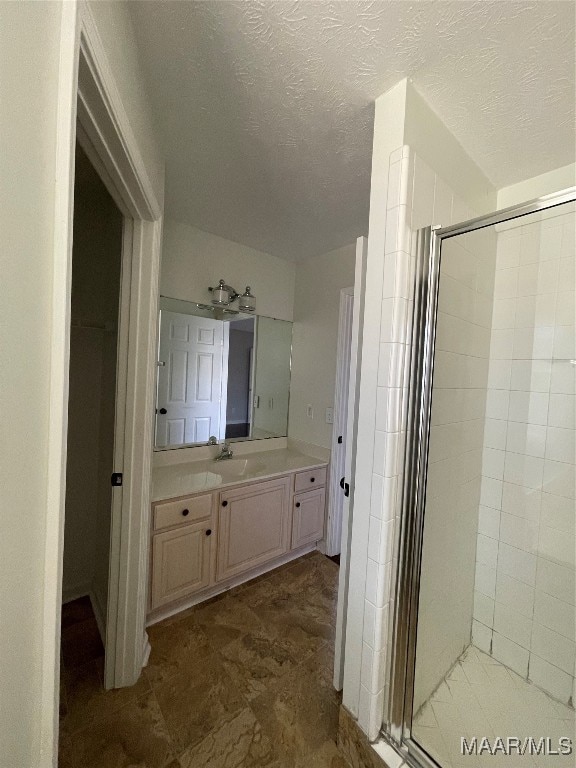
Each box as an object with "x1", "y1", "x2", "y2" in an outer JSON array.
[{"x1": 129, "y1": 1, "x2": 575, "y2": 260}]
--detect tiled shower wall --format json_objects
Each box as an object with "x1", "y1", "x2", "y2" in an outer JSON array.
[
  {"x1": 472, "y1": 204, "x2": 576, "y2": 706},
  {"x1": 358, "y1": 145, "x2": 497, "y2": 733}
]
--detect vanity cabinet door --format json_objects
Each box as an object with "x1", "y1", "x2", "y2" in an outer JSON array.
[
  {"x1": 291, "y1": 487, "x2": 326, "y2": 549},
  {"x1": 151, "y1": 521, "x2": 213, "y2": 610},
  {"x1": 216, "y1": 476, "x2": 290, "y2": 582}
]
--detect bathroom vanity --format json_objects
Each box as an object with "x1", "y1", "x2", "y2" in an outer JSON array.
[{"x1": 148, "y1": 448, "x2": 328, "y2": 621}]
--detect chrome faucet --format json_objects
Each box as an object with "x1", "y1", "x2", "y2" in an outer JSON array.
[{"x1": 214, "y1": 441, "x2": 234, "y2": 461}]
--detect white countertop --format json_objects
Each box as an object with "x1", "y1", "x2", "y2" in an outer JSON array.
[{"x1": 151, "y1": 447, "x2": 328, "y2": 502}]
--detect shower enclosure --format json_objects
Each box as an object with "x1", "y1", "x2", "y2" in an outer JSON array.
[{"x1": 386, "y1": 188, "x2": 575, "y2": 768}]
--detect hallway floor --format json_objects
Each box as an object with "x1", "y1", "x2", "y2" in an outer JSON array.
[
  {"x1": 59, "y1": 552, "x2": 350, "y2": 768},
  {"x1": 412, "y1": 645, "x2": 575, "y2": 768}
]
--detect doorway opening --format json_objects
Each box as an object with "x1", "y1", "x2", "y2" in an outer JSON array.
[{"x1": 60, "y1": 143, "x2": 123, "y2": 681}]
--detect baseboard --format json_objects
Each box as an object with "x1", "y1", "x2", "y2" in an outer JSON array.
[{"x1": 142, "y1": 631, "x2": 151, "y2": 667}]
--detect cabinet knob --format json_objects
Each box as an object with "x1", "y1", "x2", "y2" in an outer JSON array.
[
  {"x1": 222, "y1": 500, "x2": 228, "y2": 507},
  {"x1": 159, "y1": 407, "x2": 167, "y2": 415},
  {"x1": 295, "y1": 502, "x2": 301, "y2": 508},
  {"x1": 181, "y1": 508, "x2": 189, "y2": 517},
  {"x1": 206, "y1": 529, "x2": 212, "y2": 536},
  {"x1": 310, "y1": 477, "x2": 315, "y2": 482}
]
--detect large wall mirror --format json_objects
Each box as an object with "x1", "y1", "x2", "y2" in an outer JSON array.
[{"x1": 155, "y1": 297, "x2": 292, "y2": 449}]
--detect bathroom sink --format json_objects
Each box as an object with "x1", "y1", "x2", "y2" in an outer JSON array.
[{"x1": 215, "y1": 458, "x2": 267, "y2": 478}]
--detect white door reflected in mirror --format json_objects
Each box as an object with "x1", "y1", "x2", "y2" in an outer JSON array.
[{"x1": 154, "y1": 297, "x2": 292, "y2": 450}]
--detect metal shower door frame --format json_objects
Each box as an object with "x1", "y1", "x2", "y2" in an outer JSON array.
[{"x1": 385, "y1": 186, "x2": 576, "y2": 768}]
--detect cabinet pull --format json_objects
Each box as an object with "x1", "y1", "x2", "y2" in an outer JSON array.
[
  {"x1": 181, "y1": 508, "x2": 189, "y2": 517},
  {"x1": 222, "y1": 500, "x2": 228, "y2": 507},
  {"x1": 206, "y1": 529, "x2": 212, "y2": 536},
  {"x1": 310, "y1": 477, "x2": 315, "y2": 482},
  {"x1": 295, "y1": 502, "x2": 301, "y2": 508}
]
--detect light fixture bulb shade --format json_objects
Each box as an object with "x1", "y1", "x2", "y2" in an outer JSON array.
[
  {"x1": 211, "y1": 278, "x2": 230, "y2": 305},
  {"x1": 239, "y1": 286, "x2": 256, "y2": 312}
]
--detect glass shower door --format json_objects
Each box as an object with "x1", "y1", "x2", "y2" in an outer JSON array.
[{"x1": 400, "y1": 195, "x2": 575, "y2": 768}]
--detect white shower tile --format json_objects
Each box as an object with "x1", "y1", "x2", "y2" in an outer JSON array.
[
  {"x1": 478, "y1": 506, "x2": 500, "y2": 539},
  {"x1": 548, "y1": 394, "x2": 575, "y2": 429},
  {"x1": 550, "y1": 360, "x2": 575, "y2": 395},
  {"x1": 506, "y1": 422, "x2": 546, "y2": 458},
  {"x1": 473, "y1": 590, "x2": 494, "y2": 627},
  {"x1": 476, "y1": 534, "x2": 498, "y2": 568},
  {"x1": 539, "y1": 524, "x2": 576, "y2": 570},
  {"x1": 529, "y1": 655, "x2": 574, "y2": 703},
  {"x1": 484, "y1": 419, "x2": 507, "y2": 450},
  {"x1": 491, "y1": 632, "x2": 529, "y2": 677},
  {"x1": 531, "y1": 623, "x2": 576, "y2": 674},
  {"x1": 499, "y1": 512, "x2": 539, "y2": 553},
  {"x1": 555, "y1": 291, "x2": 575, "y2": 326},
  {"x1": 510, "y1": 359, "x2": 552, "y2": 393},
  {"x1": 490, "y1": 329, "x2": 514, "y2": 360},
  {"x1": 480, "y1": 476, "x2": 502, "y2": 510},
  {"x1": 537, "y1": 258, "x2": 560, "y2": 295},
  {"x1": 543, "y1": 459, "x2": 575, "y2": 499},
  {"x1": 536, "y1": 558, "x2": 576, "y2": 606},
  {"x1": 494, "y1": 268, "x2": 518, "y2": 299},
  {"x1": 492, "y1": 298, "x2": 516, "y2": 330},
  {"x1": 494, "y1": 602, "x2": 532, "y2": 649},
  {"x1": 486, "y1": 389, "x2": 509, "y2": 421},
  {"x1": 534, "y1": 292, "x2": 557, "y2": 326},
  {"x1": 495, "y1": 572, "x2": 534, "y2": 618},
  {"x1": 553, "y1": 325, "x2": 576, "y2": 359},
  {"x1": 533, "y1": 590, "x2": 576, "y2": 641},
  {"x1": 475, "y1": 562, "x2": 496, "y2": 598},
  {"x1": 472, "y1": 621, "x2": 492, "y2": 654},
  {"x1": 498, "y1": 542, "x2": 537, "y2": 586},
  {"x1": 545, "y1": 426, "x2": 575, "y2": 464},
  {"x1": 487, "y1": 359, "x2": 511, "y2": 390},
  {"x1": 501, "y1": 482, "x2": 541, "y2": 520},
  {"x1": 508, "y1": 390, "x2": 549, "y2": 425},
  {"x1": 540, "y1": 492, "x2": 575, "y2": 534},
  {"x1": 517, "y1": 263, "x2": 538, "y2": 296},
  {"x1": 482, "y1": 447, "x2": 505, "y2": 480},
  {"x1": 503, "y1": 452, "x2": 544, "y2": 490}
]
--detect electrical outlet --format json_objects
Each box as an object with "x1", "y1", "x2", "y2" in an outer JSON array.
[
  {"x1": 306, "y1": 404, "x2": 314, "y2": 418},
  {"x1": 325, "y1": 407, "x2": 334, "y2": 424}
]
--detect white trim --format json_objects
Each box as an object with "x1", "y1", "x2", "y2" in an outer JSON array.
[
  {"x1": 334, "y1": 236, "x2": 368, "y2": 690},
  {"x1": 43, "y1": 2, "x2": 162, "y2": 762},
  {"x1": 41, "y1": 5, "x2": 80, "y2": 766},
  {"x1": 326, "y1": 289, "x2": 354, "y2": 557}
]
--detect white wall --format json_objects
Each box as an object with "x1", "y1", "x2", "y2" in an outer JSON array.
[
  {"x1": 161, "y1": 219, "x2": 296, "y2": 322},
  {"x1": 87, "y1": 0, "x2": 165, "y2": 209},
  {"x1": 472, "y1": 202, "x2": 575, "y2": 705},
  {"x1": 0, "y1": 3, "x2": 65, "y2": 764},
  {"x1": 288, "y1": 244, "x2": 357, "y2": 450},
  {"x1": 497, "y1": 163, "x2": 575, "y2": 209}
]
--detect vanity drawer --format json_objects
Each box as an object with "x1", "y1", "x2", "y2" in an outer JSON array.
[
  {"x1": 294, "y1": 467, "x2": 326, "y2": 492},
  {"x1": 153, "y1": 493, "x2": 213, "y2": 531}
]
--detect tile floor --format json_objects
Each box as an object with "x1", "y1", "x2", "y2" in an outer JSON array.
[
  {"x1": 59, "y1": 552, "x2": 352, "y2": 768},
  {"x1": 412, "y1": 645, "x2": 575, "y2": 768}
]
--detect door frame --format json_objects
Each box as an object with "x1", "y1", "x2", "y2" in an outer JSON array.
[
  {"x1": 43, "y1": 2, "x2": 162, "y2": 763},
  {"x1": 333, "y1": 236, "x2": 368, "y2": 690}
]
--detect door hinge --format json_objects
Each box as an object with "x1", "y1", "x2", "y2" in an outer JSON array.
[
  {"x1": 337, "y1": 435, "x2": 343, "y2": 444},
  {"x1": 339, "y1": 476, "x2": 350, "y2": 497},
  {"x1": 111, "y1": 472, "x2": 123, "y2": 487}
]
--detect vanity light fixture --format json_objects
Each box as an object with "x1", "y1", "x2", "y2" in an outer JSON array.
[{"x1": 208, "y1": 279, "x2": 256, "y2": 312}]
